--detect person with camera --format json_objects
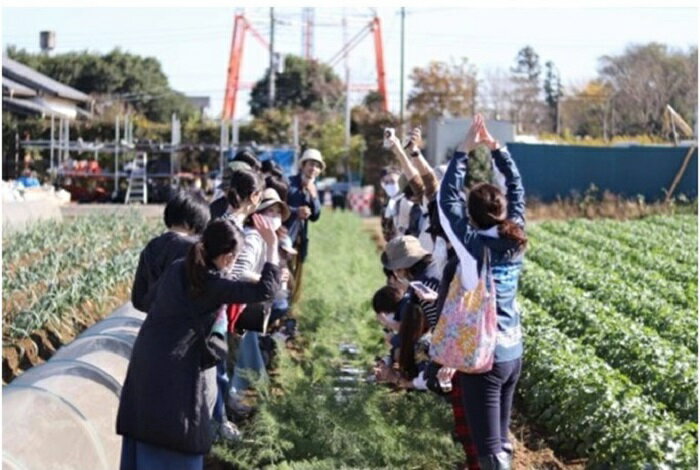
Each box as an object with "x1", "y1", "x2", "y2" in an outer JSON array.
[{"x1": 284, "y1": 148, "x2": 325, "y2": 302}]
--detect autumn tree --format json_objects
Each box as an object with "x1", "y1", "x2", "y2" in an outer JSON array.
[
  {"x1": 406, "y1": 58, "x2": 478, "y2": 127},
  {"x1": 599, "y1": 43, "x2": 698, "y2": 135},
  {"x1": 560, "y1": 80, "x2": 612, "y2": 138},
  {"x1": 478, "y1": 67, "x2": 514, "y2": 121}
]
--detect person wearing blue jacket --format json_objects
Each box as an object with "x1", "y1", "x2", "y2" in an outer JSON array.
[
  {"x1": 285, "y1": 148, "x2": 324, "y2": 304},
  {"x1": 436, "y1": 115, "x2": 527, "y2": 470},
  {"x1": 285, "y1": 148, "x2": 324, "y2": 263}
]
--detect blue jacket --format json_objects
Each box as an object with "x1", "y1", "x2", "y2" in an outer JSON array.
[
  {"x1": 437, "y1": 147, "x2": 525, "y2": 363},
  {"x1": 284, "y1": 174, "x2": 322, "y2": 263}
]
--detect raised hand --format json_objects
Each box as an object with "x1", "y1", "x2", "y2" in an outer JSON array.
[
  {"x1": 406, "y1": 127, "x2": 423, "y2": 153},
  {"x1": 477, "y1": 118, "x2": 500, "y2": 151},
  {"x1": 462, "y1": 114, "x2": 483, "y2": 153},
  {"x1": 252, "y1": 213, "x2": 278, "y2": 247}
]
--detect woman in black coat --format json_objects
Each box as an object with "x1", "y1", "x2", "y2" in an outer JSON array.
[
  {"x1": 131, "y1": 190, "x2": 210, "y2": 313},
  {"x1": 117, "y1": 216, "x2": 280, "y2": 470}
]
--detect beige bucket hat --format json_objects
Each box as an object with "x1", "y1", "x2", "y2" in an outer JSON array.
[
  {"x1": 382, "y1": 235, "x2": 430, "y2": 271},
  {"x1": 255, "y1": 188, "x2": 291, "y2": 221},
  {"x1": 299, "y1": 148, "x2": 326, "y2": 172}
]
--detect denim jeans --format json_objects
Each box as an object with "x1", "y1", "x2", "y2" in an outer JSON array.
[
  {"x1": 458, "y1": 357, "x2": 522, "y2": 456},
  {"x1": 229, "y1": 331, "x2": 267, "y2": 397}
]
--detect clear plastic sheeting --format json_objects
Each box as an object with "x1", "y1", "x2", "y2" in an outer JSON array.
[
  {"x1": 78, "y1": 316, "x2": 143, "y2": 344},
  {"x1": 9, "y1": 360, "x2": 122, "y2": 468},
  {"x1": 3, "y1": 385, "x2": 110, "y2": 470},
  {"x1": 53, "y1": 333, "x2": 133, "y2": 383},
  {"x1": 3, "y1": 302, "x2": 144, "y2": 470},
  {"x1": 107, "y1": 302, "x2": 146, "y2": 321},
  {"x1": 2, "y1": 453, "x2": 26, "y2": 470}
]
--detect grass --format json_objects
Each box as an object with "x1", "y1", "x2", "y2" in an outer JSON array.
[{"x1": 212, "y1": 211, "x2": 462, "y2": 469}]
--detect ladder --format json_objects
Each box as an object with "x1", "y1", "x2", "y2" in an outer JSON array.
[{"x1": 125, "y1": 152, "x2": 148, "y2": 204}]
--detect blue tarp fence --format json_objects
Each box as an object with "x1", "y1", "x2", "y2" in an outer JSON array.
[{"x1": 506, "y1": 143, "x2": 698, "y2": 202}]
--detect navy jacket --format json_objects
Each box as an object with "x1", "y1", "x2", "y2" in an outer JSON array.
[
  {"x1": 117, "y1": 260, "x2": 280, "y2": 454},
  {"x1": 284, "y1": 174, "x2": 321, "y2": 262},
  {"x1": 437, "y1": 147, "x2": 525, "y2": 362},
  {"x1": 131, "y1": 232, "x2": 198, "y2": 312}
]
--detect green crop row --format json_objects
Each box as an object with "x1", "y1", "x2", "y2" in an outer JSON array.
[
  {"x1": 519, "y1": 297, "x2": 697, "y2": 468},
  {"x1": 3, "y1": 215, "x2": 148, "y2": 297},
  {"x1": 4, "y1": 214, "x2": 160, "y2": 339},
  {"x1": 588, "y1": 217, "x2": 696, "y2": 271},
  {"x1": 637, "y1": 213, "x2": 698, "y2": 237},
  {"x1": 527, "y1": 226, "x2": 696, "y2": 352},
  {"x1": 558, "y1": 219, "x2": 696, "y2": 285},
  {"x1": 520, "y1": 261, "x2": 697, "y2": 422},
  {"x1": 3, "y1": 214, "x2": 114, "y2": 265},
  {"x1": 538, "y1": 221, "x2": 695, "y2": 310}
]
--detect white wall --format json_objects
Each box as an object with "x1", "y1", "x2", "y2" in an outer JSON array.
[{"x1": 426, "y1": 118, "x2": 516, "y2": 165}]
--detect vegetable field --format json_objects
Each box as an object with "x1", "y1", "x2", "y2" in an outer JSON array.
[
  {"x1": 519, "y1": 214, "x2": 697, "y2": 468},
  {"x1": 1, "y1": 210, "x2": 696, "y2": 468},
  {"x1": 212, "y1": 212, "x2": 697, "y2": 469},
  {"x1": 2, "y1": 212, "x2": 160, "y2": 383}
]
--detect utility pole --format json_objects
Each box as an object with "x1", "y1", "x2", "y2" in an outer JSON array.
[
  {"x1": 343, "y1": 9, "x2": 351, "y2": 175},
  {"x1": 268, "y1": 8, "x2": 276, "y2": 108},
  {"x1": 399, "y1": 7, "x2": 406, "y2": 138}
]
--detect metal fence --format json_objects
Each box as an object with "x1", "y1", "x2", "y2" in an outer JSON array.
[{"x1": 507, "y1": 143, "x2": 698, "y2": 202}]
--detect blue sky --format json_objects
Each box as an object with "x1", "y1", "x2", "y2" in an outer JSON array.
[{"x1": 2, "y1": 7, "x2": 697, "y2": 119}]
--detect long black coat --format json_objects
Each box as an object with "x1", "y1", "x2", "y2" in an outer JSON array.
[
  {"x1": 116, "y1": 260, "x2": 280, "y2": 454},
  {"x1": 131, "y1": 232, "x2": 197, "y2": 312}
]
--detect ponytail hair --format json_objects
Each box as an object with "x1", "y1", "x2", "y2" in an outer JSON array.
[
  {"x1": 468, "y1": 182, "x2": 527, "y2": 250},
  {"x1": 498, "y1": 219, "x2": 527, "y2": 250},
  {"x1": 185, "y1": 220, "x2": 242, "y2": 297},
  {"x1": 226, "y1": 168, "x2": 264, "y2": 210}
]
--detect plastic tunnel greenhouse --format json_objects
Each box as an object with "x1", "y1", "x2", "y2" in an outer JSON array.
[{"x1": 3, "y1": 303, "x2": 146, "y2": 470}]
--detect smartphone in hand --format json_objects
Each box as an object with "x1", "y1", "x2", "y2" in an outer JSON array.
[
  {"x1": 383, "y1": 128, "x2": 396, "y2": 149},
  {"x1": 410, "y1": 281, "x2": 438, "y2": 301}
]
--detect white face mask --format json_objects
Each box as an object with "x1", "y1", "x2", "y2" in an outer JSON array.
[
  {"x1": 263, "y1": 215, "x2": 282, "y2": 232},
  {"x1": 382, "y1": 182, "x2": 400, "y2": 198}
]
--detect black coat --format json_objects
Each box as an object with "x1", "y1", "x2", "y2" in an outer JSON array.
[
  {"x1": 131, "y1": 232, "x2": 198, "y2": 312},
  {"x1": 117, "y1": 260, "x2": 280, "y2": 454},
  {"x1": 209, "y1": 196, "x2": 229, "y2": 220}
]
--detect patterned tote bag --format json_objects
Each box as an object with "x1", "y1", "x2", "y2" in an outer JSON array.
[{"x1": 430, "y1": 252, "x2": 497, "y2": 374}]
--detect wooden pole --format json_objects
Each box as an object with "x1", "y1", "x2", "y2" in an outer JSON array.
[{"x1": 665, "y1": 145, "x2": 697, "y2": 203}]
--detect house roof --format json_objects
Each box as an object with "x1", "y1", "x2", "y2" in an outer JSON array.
[
  {"x1": 2, "y1": 76, "x2": 36, "y2": 97},
  {"x1": 2, "y1": 55, "x2": 91, "y2": 103},
  {"x1": 2, "y1": 96, "x2": 53, "y2": 117}
]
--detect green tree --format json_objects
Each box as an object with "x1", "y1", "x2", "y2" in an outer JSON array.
[
  {"x1": 5, "y1": 46, "x2": 196, "y2": 122},
  {"x1": 543, "y1": 60, "x2": 564, "y2": 133},
  {"x1": 351, "y1": 99, "x2": 398, "y2": 191},
  {"x1": 510, "y1": 45, "x2": 543, "y2": 133},
  {"x1": 249, "y1": 55, "x2": 345, "y2": 117}
]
